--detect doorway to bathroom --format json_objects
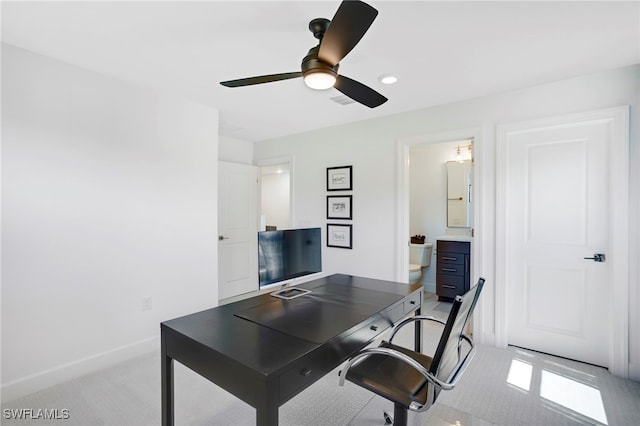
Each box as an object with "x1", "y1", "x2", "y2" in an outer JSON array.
[
  {"x1": 407, "y1": 139, "x2": 473, "y2": 293},
  {"x1": 396, "y1": 128, "x2": 481, "y2": 296}
]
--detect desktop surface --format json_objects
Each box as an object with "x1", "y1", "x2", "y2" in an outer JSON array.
[{"x1": 235, "y1": 281, "x2": 404, "y2": 343}]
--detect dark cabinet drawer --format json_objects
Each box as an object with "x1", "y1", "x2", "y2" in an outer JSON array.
[
  {"x1": 436, "y1": 275, "x2": 465, "y2": 298},
  {"x1": 436, "y1": 262, "x2": 465, "y2": 276},
  {"x1": 437, "y1": 240, "x2": 470, "y2": 254},
  {"x1": 437, "y1": 251, "x2": 465, "y2": 266}
]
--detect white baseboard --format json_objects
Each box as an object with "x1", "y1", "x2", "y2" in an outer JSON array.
[
  {"x1": 478, "y1": 332, "x2": 496, "y2": 347},
  {"x1": 1, "y1": 336, "x2": 159, "y2": 403}
]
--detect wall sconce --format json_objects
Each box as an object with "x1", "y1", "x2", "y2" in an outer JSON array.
[{"x1": 455, "y1": 144, "x2": 473, "y2": 163}]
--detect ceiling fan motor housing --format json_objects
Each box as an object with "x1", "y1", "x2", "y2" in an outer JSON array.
[{"x1": 301, "y1": 45, "x2": 339, "y2": 78}]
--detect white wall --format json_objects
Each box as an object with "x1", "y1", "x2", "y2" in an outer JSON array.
[
  {"x1": 254, "y1": 64, "x2": 640, "y2": 379},
  {"x1": 255, "y1": 126, "x2": 401, "y2": 280},
  {"x1": 219, "y1": 135, "x2": 253, "y2": 165},
  {"x1": 1, "y1": 45, "x2": 220, "y2": 400}
]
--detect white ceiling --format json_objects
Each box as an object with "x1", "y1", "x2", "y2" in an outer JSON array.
[{"x1": 2, "y1": 1, "x2": 638, "y2": 142}]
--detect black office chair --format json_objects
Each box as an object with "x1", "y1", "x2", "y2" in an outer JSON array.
[{"x1": 339, "y1": 278, "x2": 485, "y2": 426}]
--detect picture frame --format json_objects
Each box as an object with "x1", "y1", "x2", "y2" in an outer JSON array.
[
  {"x1": 327, "y1": 224, "x2": 352, "y2": 249},
  {"x1": 327, "y1": 195, "x2": 352, "y2": 220},
  {"x1": 326, "y1": 166, "x2": 352, "y2": 191}
]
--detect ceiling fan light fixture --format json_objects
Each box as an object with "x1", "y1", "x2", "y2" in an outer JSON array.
[{"x1": 303, "y1": 69, "x2": 337, "y2": 90}]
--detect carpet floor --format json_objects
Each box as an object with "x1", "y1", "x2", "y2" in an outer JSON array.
[{"x1": 3, "y1": 294, "x2": 639, "y2": 425}]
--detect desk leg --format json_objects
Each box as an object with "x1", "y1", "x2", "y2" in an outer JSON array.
[
  {"x1": 256, "y1": 384, "x2": 278, "y2": 426},
  {"x1": 414, "y1": 304, "x2": 422, "y2": 353},
  {"x1": 256, "y1": 406, "x2": 278, "y2": 426},
  {"x1": 161, "y1": 329, "x2": 174, "y2": 426}
]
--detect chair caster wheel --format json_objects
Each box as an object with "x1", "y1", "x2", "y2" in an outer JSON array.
[{"x1": 383, "y1": 410, "x2": 393, "y2": 425}]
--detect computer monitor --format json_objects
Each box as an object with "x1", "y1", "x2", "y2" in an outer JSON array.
[{"x1": 258, "y1": 227, "x2": 322, "y2": 287}]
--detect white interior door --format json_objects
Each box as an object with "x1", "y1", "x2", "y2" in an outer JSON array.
[
  {"x1": 218, "y1": 161, "x2": 258, "y2": 300},
  {"x1": 505, "y1": 119, "x2": 612, "y2": 367}
]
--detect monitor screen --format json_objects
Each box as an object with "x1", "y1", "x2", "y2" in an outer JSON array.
[{"x1": 258, "y1": 227, "x2": 322, "y2": 287}]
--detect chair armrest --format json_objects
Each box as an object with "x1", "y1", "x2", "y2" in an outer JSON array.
[
  {"x1": 388, "y1": 315, "x2": 446, "y2": 344},
  {"x1": 339, "y1": 346, "x2": 432, "y2": 387},
  {"x1": 339, "y1": 336, "x2": 476, "y2": 412}
]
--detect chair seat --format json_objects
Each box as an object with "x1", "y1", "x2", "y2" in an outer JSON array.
[{"x1": 344, "y1": 341, "x2": 434, "y2": 409}]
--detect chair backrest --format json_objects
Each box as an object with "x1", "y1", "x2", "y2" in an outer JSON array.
[{"x1": 429, "y1": 278, "x2": 485, "y2": 399}]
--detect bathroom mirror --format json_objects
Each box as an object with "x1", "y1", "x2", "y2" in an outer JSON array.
[{"x1": 447, "y1": 160, "x2": 473, "y2": 227}]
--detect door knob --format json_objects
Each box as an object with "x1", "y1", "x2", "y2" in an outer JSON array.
[
  {"x1": 218, "y1": 235, "x2": 230, "y2": 241},
  {"x1": 584, "y1": 253, "x2": 606, "y2": 262}
]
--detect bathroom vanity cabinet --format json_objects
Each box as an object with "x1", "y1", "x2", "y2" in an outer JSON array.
[{"x1": 436, "y1": 240, "x2": 470, "y2": 301}]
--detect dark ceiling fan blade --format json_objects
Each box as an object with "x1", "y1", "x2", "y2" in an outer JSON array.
[
  {"x1": 334, "y1": 75, "x2": 387, "y2": 108},
  {"x1": 318, "y1": 0, "x2": 378, "y2": 67},
  {"x1": 220, "y1": 72, "x2": 302, "y2": 88}
]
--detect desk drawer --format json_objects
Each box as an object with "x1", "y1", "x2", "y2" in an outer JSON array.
[
  {"x1": 278, "y1": 312, "x2": 394, "y2": 401},
  {"x1": 349, "y1": 314, "x2": 394, "y2": 346},
  {"x1": 403, "y1": 292, "x2": 421, "y2": 315},
  {"x1": 279, "y1": 347, "x2": 335, "y2": 401}
]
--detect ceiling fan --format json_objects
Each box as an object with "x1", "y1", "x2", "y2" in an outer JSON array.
[{"x1": 220, "y1": 0, "x2": 387, "y2": 108}]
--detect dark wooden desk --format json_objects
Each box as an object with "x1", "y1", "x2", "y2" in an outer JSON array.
[{"x1": 161, "y1": 274, "x2": 422, "y2": 426}]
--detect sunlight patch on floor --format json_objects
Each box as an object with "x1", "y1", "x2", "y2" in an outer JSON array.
[
  {"x1": 505, "y1": 351, "x2": 609, "y2": 425},
  {"x1": 540, "y1": 369, "x2": 608, "y2": 425},
  {"x1": 506, "y1": 358, "x2": 533, "y2": 392}
]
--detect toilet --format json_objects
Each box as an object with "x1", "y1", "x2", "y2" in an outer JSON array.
[{"x1": 409, "y1": 242, "x2": 433, "y2": 284}]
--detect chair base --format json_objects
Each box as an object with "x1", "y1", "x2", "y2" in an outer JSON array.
[
  {"x1": 394, "y1": 403, "x2": 408, "y2": 425},
  {"x1": 383, "y1": 403, "x2": 409, "y2": 426}
]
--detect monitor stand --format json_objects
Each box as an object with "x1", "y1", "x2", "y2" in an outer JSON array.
[{"x1": 271, "y1": 287, "x2": 311, "y2": 300}]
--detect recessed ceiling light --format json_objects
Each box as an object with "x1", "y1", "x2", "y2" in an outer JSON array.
[{"x1": 379, "y1": 74, "x2": 398, "y2": 85}]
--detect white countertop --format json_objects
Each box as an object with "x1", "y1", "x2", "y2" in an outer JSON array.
[{"x1": 436, "y1": 235, "x2": 473, "y2": 242}]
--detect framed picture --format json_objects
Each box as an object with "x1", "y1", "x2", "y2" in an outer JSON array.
[
  {"x1": 327, "y1": 166, "x2": 352, "y2": 191},
  {"x1": 327, "y1": 224, "x2": 352, "y2": 249},
  {"x1": 327, "y1": 195, "x2": 352, "y2": 220}
]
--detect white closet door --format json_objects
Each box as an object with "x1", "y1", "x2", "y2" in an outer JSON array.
[
  {"x1": 505, "y1": 118, "x2": 612, "y2": 367},
  {"x1": 218, "y1": 161, "x2": 258, "y2": 300}
]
